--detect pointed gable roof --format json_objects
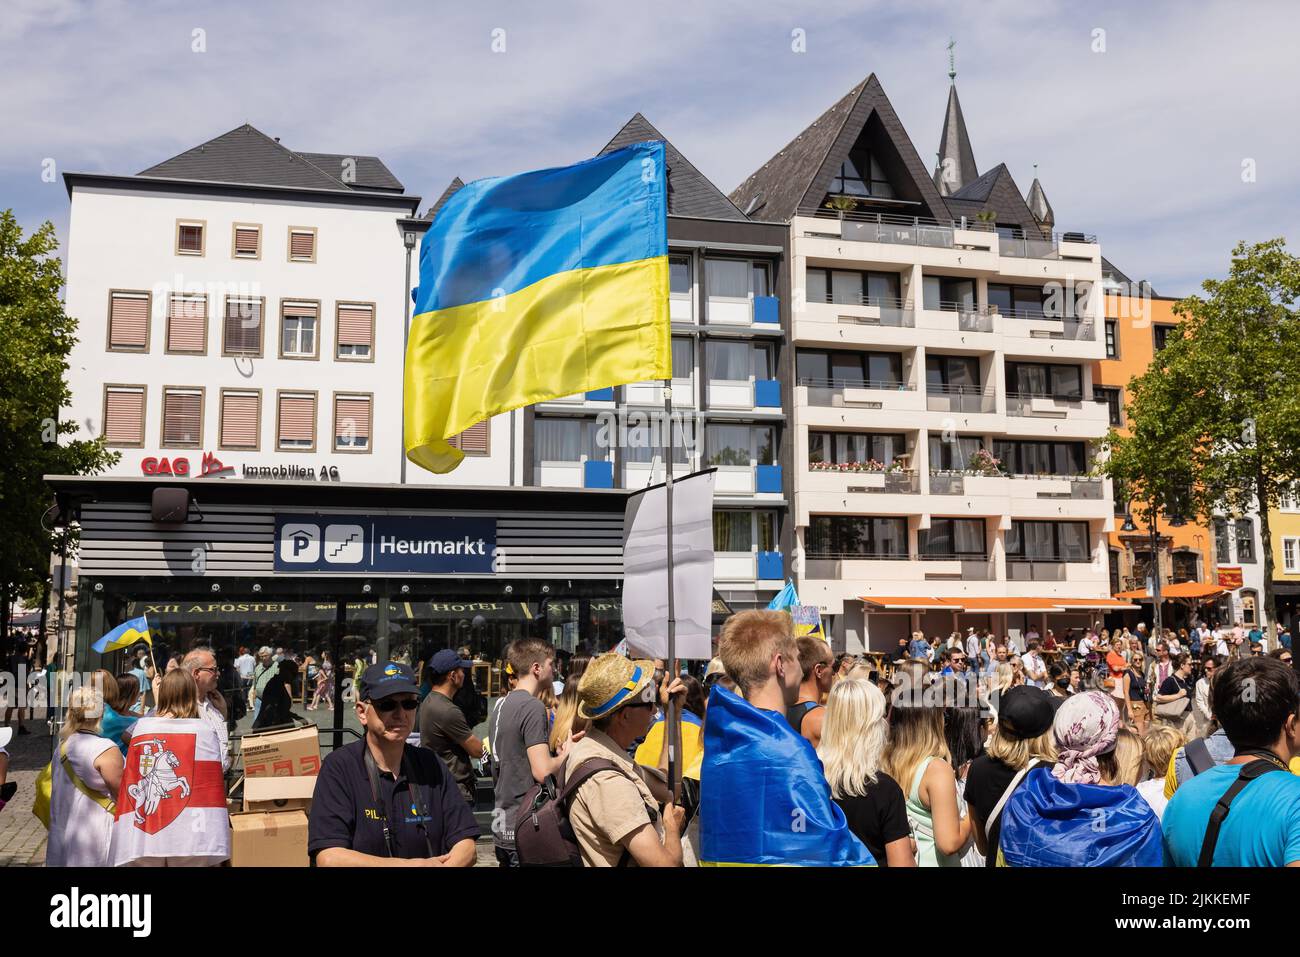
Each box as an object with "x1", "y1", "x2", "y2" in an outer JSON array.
[
  {"x1": 943, "y1": 163, "x2": 1041, "y2": 235},
  {"x1": 598, "y1": 113, "x2": 748, "y2": 221},
  {"x1": 140, "y1": 124, "x2": 349, "y2": 191},
  {"x1": 729, "y1": 74, "x2": 951, "y2": 223},
  {"x1": 423, "y1": 176, "x2": 465, "y2": 221},
  {"x1": 1025, "y1": 176, "x2": 1054, "y2": 228},
  {"x1": 932, "y1": 83, "x2": 978, "y2": 196}
]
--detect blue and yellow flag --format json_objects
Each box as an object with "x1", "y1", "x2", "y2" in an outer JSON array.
[
  {"x1": 91, "y1": 615, "x2": 151, "y2": 654},
  {"x1": 767, "y1": 580, "x2": 798, "y2": 611},
  {"x1": 405, "y1": 141, "x2": 671, "y2": 473},
  {"x1": 699, "y1": 684, "x2": 875, "y2": 866},
  {"x1": 998, "y1": 767, "x2": 1162, "y2": 866}
]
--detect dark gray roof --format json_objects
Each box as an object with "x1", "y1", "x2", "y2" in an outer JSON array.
[
  {"x1": 1025, "y1": 177, "x2": 1054, "y2": 228},
  {"x1": 932, "y1": 83, "x2": 978, "y2": 196},
  {"x1": 422, "y1": 177, "x2": 465, "y2": 221},
  {"x1": 944, "y1": 163, "x2": 1041, "y2": 235},
  {"x1": 138, "y1": 124, "x2": 404, "y2": 193},
  {"x1": 729, "y1": 74, "x2": 951, "y2": 224},
  {"x1": 598, "y1": 114, "x2": 748, "y2": 221},
  {"x1": 1100, "y1": 256, "x2": 1132, "y2": 285},
  {"x1": 296, "y1": 152, "x2": 404, "y2": 191}
]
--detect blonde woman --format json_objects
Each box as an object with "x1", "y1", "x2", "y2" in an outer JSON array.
[
  {"x1": 46, "y1": 685, "x2": 123, "y2": 867},
  {"x1": 1110, "y1": 727, "x2": 1144, "y2": 786},
  {"x1": 549, "y1": 655, "x2": 591, "y2": 753},
  {"x1": 884, "y1": 706, "x2": 969, "y2": 866},
  {"x1": 818, "y1": 679, "x2": 915, "y2": 867},
  {"x1": 1122, "y1": 650, "x2": 1150, "y2": 734},
  {"x1": 1134, "y1": 724, "x2": 1184, "y2": 820},
  {"x1": 964, "y1": 685, "x2": 1057, "y2": 862}
]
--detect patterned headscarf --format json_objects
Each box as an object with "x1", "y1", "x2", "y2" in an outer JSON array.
[{"x1": 1051, "y1": 690, "x2": 1120, "y2": 784}]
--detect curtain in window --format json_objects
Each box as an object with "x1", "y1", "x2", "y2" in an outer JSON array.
[
  {"x1": 1058, "y1": 523, "x2": 1089, "y2": 561},
  {"x1": 866, "y1": 272, "x2": 900, "y2": 303},
  {"x1": 831, "y1": 271, "x2": 863, "y2": 305},
  {"x1": 670, "y1": 258, "x2": 691, "y2": 295},
  {"x1": 809, "y1": 432, "x2": 828, "y2": 464},
  {"x1": 671, "y1": 338, "x2": 693, "y2": 378},
  {"x1": 806, "y1": 269, "x2": 828, "y2": 304},
  {"x1": 706, "y1": 259, "x2": 749, "y2": 298},
  {"x1": 706, "y1": 424, "x2": 751, "y2": 467},
  {"x1": 953, "y1": 519, "x2": 985, "y2": 555},
  {"x1": 1050, "y1": 365, "x2": 1082, "y2": 398},
  {"x1": 871, "y1": 434, "x2": 903, "y2": 464},
  {"x1": 708, "y1": 341, "x2": 751, "y2": 381},
  {"x1": 797, "y1": 351, "x2": 830, "y2": 382},
  {"x1": 873, "y1": 518, "x2": 907, "y2": 557},
  {"x1": 713, "y1": 512, "x2": 752, "y2": 552},
  {"x1": 751, "y1": 264, "x2": 770, "y2": 297},
  {"x1": 866, "y1": 353, "x2": 901, "y2": 385},
  {"x1": 536, "y1": 419, "x2": 580, "y2": 461},
  {"x1": 831, "y1": 353, "x2": 867, "y2": 386}
]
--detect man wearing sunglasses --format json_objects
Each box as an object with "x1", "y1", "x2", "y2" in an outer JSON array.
[{"x1": 309, "y1": 662, "x2": 480, "y2": 866}]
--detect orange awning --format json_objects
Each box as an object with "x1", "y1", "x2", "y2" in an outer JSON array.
[
  {"x1": 861, "y1": 597, "x2": 963, "y2": 610},
  {"x1": 958, "y1": 597, "x2": 1064, "y2": 613},
  {"x1": 1055, "y1": 598, "x2": 1140, "y2": 610},
  {"x1": 1114, "y1": 582, "x2": 1226, "y2": 602}
]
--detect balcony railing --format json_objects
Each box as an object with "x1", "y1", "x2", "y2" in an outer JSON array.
[
  {"x1": 1000, "y1": 309, "x2": 1095, "y2": 341},
  {"x1": 814, "y1": 295, "x2": 915, "y2": 328},
  {"x1": 1011, "y1": 474, "x2": 1105, "y2": 500},
  {"x1": 1006, "y1": 559, "x2": 1069, "y2": 581},
  {"x1": 925, "y1": 300, "x2": 996, "y2": 332},
  {"x1": 926, "y1": 383, "x2": 995, "y2": 413},
  {"x1": 919, "y1": 554, "x2": 993, "y2": 580},
  {"x1": 800, "y1": 376, "x2": 914, "y2": 407},
  {"x1": 1005, "y1": 391, "x2": 1086, "y2": 416},
  {"x1": 929, "y1": 471, "x2": 965, "y2": 495},
  {"x1": 999, "y1": 230, "x2": 1098, "y2": 261},
  {"x1": 848, "y1": 470, "x2": 921, "y2": 494}
]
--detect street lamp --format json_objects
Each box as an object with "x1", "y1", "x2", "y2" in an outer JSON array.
[
  {"x1": 1123, "y1": 508, "x2": 1186, "y2": 643},
  {"x1": 400, "y1": 228, "x2": 418, "y2": 484}
]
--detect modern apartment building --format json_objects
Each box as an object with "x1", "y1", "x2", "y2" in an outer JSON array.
[
  {"x1": 729, "y1": 73, "x2": 1127, "y2": 652},
  {"x1": 1271, "y1": 484, "x2": 1300, "y2": 632}
]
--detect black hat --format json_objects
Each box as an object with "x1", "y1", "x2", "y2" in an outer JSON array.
[
  {"x1": 359, "y1": 661, "x2": 419, "y2": 701},
  {"x1": 428, "y1": 648, "x2": 474, "y2": 676},
  {"x1": 997, "y1": 685, "x2": 1055, "y2": 739}
]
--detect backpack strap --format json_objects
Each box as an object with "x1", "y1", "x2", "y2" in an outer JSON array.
[
  {"x1": 60, "y1": 740, "x2": 116, "y2": 815},
  {"x1": 1196, "y1": 757, "x2": 1286, "y2": 867},
  {"x1": 557, "y1": 758, "x2": 624, "y2": 804},
  {"x1": 1184, "y1": 737, "x2": 1215, "y2": 776}
]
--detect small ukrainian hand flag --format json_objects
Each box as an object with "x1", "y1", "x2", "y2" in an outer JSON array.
[{"x1": 91, "y1": 615, "x2": 152, "y2": 654}]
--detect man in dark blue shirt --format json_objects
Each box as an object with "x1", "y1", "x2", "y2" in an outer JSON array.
[{"x1": 308, "y1": 662, "x2": 479, "y2": 866}]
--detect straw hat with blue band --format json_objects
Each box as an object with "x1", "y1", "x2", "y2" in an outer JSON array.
[{"x1": 577, "y1": 654, "x2": 657, "y2": 720}]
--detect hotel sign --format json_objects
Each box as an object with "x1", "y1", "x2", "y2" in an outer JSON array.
[{"x1": 273, "y1": 514, "x2": 497, "y2": 574}]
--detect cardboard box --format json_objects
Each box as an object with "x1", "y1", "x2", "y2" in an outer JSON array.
[
  {"x1": 240, "y1": 724, "x2": 321, "y2": 777},
  {"x1": 231, "y1": 809, "x2": 309, "y2": 867},
  {"x1": 244, "y1": 774, "x2": 318, "y2": 813}
]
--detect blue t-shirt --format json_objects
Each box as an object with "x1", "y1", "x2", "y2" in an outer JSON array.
[
  {"x1": 1162, "y1": 762, "x2": 1300, "y2": 866},
  {"x1": 1280, "y1": 632, "x2": 1293, "y2": 650}
]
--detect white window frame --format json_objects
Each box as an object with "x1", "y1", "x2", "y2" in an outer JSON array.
[{"x1": 1284, "y1": 537, "x2": 1300, "y2": 575}]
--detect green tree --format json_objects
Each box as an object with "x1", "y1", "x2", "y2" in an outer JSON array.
[
  {"x1": 0, "y1": 211, "x2": 117, "y2": 653},
  {"x1": 1103, "y1": 239, "x2": 1300, "y2": 631}
]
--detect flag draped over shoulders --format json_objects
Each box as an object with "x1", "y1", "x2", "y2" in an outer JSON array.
[
  {"x1": 999, "y1": 766, "x2": 1162, "y2": 867},
  {"x1": 110, "y1": 717, "x2": 230, "y2": 866},
  {"x1": 404, "y1": 141, "x2": 671, "y2": 473},
  {"x1": 700, "y1": 685, "x2": 874, "y2": 866}
]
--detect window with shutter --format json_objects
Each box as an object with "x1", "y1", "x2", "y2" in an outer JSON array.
[
  {"x1": 177, "y1": 222, "x2": 204, "y2": 255},
  {"x1": 334, "y1": 395, "x2": 372, "y2": 451},
  {"x1": 223, "y1": 298, "x2": 264, "y2": 355},
  {"x1": 220, "y1": 391, "x2": 260, "y2": 450},
  {"x1": 233, "y1": 225, "x2": 261, "y2": 259},
  {"x1": 280, "y1": 301, "x2": 319, "y2": 358},
  {"x1": 166, "y1": 294, "x2": 207, "y2": 353},
  {"x1": 289, "y1": 228, "x2": 316, "y2": 262},
  {"x1": 103, "y1": 387, "x2": 146, "y2": 447},
  {"x1": 278, "y1": 393, "x2": 316, "y2": 450},
  {"x1": 449, "y1": 420, "x2": 490, "y2": 456},
  {"x1": 108, "y1": 292, "x2": 150, "y2": 351},
  {"x1": 162, "y1": 389, "x2": 203, "y2": 447},
  {"x1": 336, "y1": 303, "x2": 374, "y2": 359}
]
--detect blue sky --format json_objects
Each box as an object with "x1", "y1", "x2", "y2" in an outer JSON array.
[{"x1": 3, "y1": 0, "x2": 1298, "y2": 296}]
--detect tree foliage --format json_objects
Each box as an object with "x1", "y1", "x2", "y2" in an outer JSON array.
[
  {"x1": 0, "y1": 210, "x2": 118, "y2": 628},
  {"x1": 1103, "y1": 238, "x2": 1300, "y2": 626}
]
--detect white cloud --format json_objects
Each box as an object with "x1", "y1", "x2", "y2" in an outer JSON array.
[{"x1": 1, "y1": 0, "x2": 1297, "y2": 294}]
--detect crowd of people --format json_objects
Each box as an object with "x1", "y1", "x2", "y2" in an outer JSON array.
[{"x1": 11, "y1": 608, "x2": 1300, "y2": 868}]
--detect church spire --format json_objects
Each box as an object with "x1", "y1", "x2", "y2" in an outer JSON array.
[
  {"x1": 1026, "y1": 164, "x2": 1055, "y2": 237},
  {"x1": 932, "y1": 40, "x2": 977, "y2": 196}
]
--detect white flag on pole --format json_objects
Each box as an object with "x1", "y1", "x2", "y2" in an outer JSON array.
[{"x1": 622, "y1": 469, "x2": 715, "y2": 661}]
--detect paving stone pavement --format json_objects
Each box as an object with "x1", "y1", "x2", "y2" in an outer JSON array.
[{"x1": 0, "y1": 716, "x2": 54, "y2": 867}]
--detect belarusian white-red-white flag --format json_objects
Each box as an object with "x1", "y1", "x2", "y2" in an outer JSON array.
[{"x1": 110, "y1": 717, "x2": 230, "y2": 866}]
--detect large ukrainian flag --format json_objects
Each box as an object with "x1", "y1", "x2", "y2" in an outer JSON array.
[
  {"x1": 91, "y1": 615, "x2": 151, "y2": 654},
  {"x1": 404, "y1": 141, "x2": 671, "y2": 473}
]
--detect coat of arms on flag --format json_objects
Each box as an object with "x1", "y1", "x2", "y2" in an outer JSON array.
[{"x1": 122, "y1": 734, "x2": 194, "y2": 834}]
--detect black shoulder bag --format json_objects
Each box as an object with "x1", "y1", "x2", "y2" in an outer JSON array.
[{"x1": 1196, "y1": 751, "x2": 1288, "y2": 867}]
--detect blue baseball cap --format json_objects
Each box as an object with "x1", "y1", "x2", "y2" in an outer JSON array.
[
  {"x1": 428, "y1": 648, "x2": 474, "y2": 676},
  {"x1": 359, "y1": 661, "x2": 420, "y2": 701}
]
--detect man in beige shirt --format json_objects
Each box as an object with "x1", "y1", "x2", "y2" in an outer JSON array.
[{"x1": 565, "y1": 653, "x2": 686, "y2": 867}]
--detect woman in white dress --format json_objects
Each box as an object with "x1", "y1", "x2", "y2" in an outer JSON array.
[{"x1": 47, "y1": 685, "x2": 123, "y2": 867}]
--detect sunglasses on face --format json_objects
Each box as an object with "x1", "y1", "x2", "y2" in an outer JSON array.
[{"x1": 369, "y1": 697, "x2": 418, "y2": 714}]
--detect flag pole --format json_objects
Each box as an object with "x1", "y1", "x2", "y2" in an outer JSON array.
[{"x1": 661, "y1": 379, "x2": 680, "y2": 803}]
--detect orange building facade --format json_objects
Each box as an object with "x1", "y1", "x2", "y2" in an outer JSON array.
[{"x1": 1094, "y1": 289, "x2": 1219, "y2": 627}]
